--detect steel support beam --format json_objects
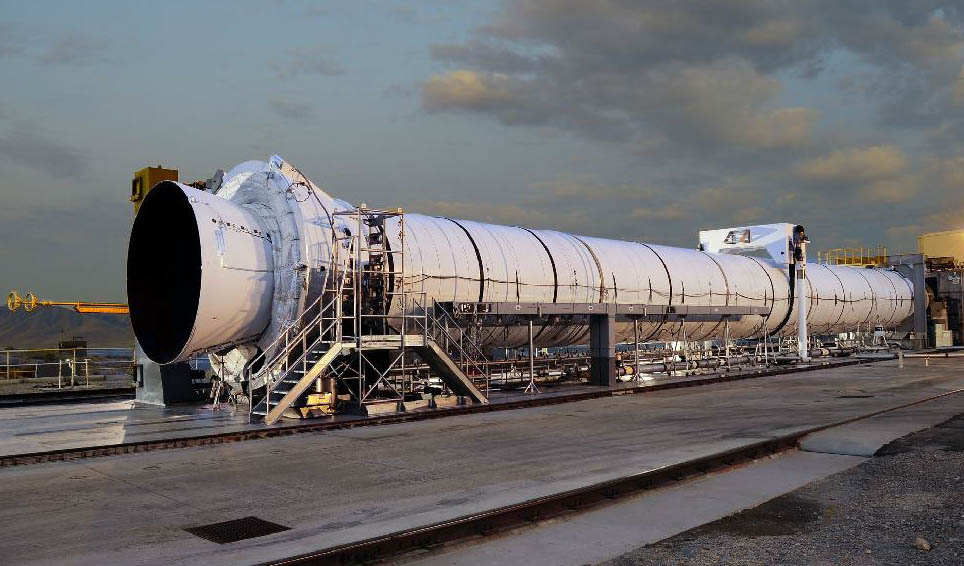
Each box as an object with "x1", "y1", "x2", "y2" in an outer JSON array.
[
  {"x1": 588, "y1": 314, "x2": 616, "y2": 387},
  {"x1": 889, "y1": 253, "x2": 928, "y2": 349}
]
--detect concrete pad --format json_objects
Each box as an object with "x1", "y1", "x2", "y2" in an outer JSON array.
[
  {"x1": 0, "y1": 379, "x2": 697, "y2": 457},
  {"x1": 403, "y1": 451, "x2": 865, "y2": 566},
  {"x1": 799, "y1": 391, "x2": 964, "y2": 456},
  {"x1": 0, "y1": 357, "x2": 953, "y2": 460},
  {"x1": 0, "y1": 358, "x2": 961, "y2": 565},
  {"x1": 0, "y1": 400, "x2": 261, "y2": 456}
]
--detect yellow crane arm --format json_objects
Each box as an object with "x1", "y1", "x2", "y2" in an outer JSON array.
[{"x1": 7, "y1": 291, "x2": 129, "y2": 315}]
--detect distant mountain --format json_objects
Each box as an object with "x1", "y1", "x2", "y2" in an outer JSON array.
[{"x1": 0, "y1": 307, "x2": 133, "y2": 349}]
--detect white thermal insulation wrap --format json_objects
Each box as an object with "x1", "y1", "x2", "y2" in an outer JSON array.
[{"x1": 127, "y1": 155, "x2": 916, "y2": 367}]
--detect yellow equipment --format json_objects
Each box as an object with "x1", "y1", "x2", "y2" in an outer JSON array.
[
  {"x1": 7, "y1": 290, "x2": 129, "y2": 315},
  {"x1": 298, "y1": 393, "x2": 335, "y2": 417},
  {"x1": 818, "y1": 246, "x2": 888, "y2": 267},
  {"x1": 919, "y1": 229, "x2": 964, "y2": 265},
  {"x1": 130, "y1": 165, "x2": 178, "y2": 215}
]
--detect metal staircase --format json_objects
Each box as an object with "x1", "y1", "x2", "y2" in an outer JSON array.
[
  {"x1": 419, "y1": 300, "x2": 490, "y2": 400},
  {"x1": 246, "y1": 206, "x2": 490, "y2": 424},
  {"x1": 248, "y1": 264, "x2": 350, "y2": 421},
  {"x1": 414, "y1": 339, "x2": 487, "y2": 401}
]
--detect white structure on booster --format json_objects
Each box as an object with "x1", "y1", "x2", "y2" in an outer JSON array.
[{"x1": 127, "y1": 155, "x2": 915, "y2": 383}]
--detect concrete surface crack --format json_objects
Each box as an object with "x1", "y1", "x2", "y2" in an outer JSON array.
[{"x1": 84, "y1": 466, "x2": 206, "y2": 512}]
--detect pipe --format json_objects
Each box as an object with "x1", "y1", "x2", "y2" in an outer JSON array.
[
  {"x1": 630, "y1": 355, "x2": 755, "y2": 374},
  {"x1": 771, "y1": 347, "x2": 862, "y2": 364}
]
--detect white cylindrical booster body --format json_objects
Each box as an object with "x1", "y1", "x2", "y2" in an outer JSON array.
[
  {"x1": 129, "y1": 157, "x2": 350, "y2": 367},
  {"x1": 385, "y1": 213, "x2": 913, "y2": 348},
  {"x1": 128, "y1": 181, "x2": 275, "y2": 363},
  {"x1": 127, "y1": 156, "x2": 916, "y2": 375}
]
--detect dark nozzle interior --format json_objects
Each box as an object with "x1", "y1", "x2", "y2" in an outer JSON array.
[{"x1": 127, "y1": 181, "x2": 202, "y2": 363}]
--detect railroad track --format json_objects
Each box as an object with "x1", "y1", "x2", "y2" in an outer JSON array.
[
  {"x1": 0, "y1": 357, "x2": 877, "y2": 468},
  {"x1": 0, "y1": 386, "x2": 134, "y2": 407},
  {"x1": 266, "y1": 385, "x2": 964, "y2": 566}
]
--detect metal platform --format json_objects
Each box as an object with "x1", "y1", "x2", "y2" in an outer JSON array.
[{"x1": 355, "y1": 334, "x2": 426, "y2": 349}]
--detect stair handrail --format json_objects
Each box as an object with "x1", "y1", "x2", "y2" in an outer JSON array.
[
  {"x1": 431, "y1": 301, "x2": 488, "y2": 360},
  {"x1": 405, "y1": 293, "x2": 430, "y2": 342},
  {"x1": 247, "y1": 237, "x2": 355, "y2": 414},
  {"x1": 428, "y1": 300, "x2": 489, "y2": 387},
  {"x1": 256, "y1": 230, "x2": 357, "y2": 378},
  {"x1": 246, "y1": 262, "x2": 331, "y2": 387},
  {"x1": 255, "y1": 269, "x2": 349, "y2": 415},
  {"x1": 265, "y1": 272, "x2": 345, "y2": 406}
]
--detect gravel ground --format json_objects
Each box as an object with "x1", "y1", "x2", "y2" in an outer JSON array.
[{"x1": 603, "y1": 413, "x2": 964, "y2": 565}]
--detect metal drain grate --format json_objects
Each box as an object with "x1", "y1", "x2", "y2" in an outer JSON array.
[{"x1": 185, "y1": 516, "x2": 290, "y2": 544}]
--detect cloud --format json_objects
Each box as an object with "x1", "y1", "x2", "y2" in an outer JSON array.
[
  {"x1": 795, "y1": 146, "x2": 907, "y2": 183},
  {"x1": 631, "y1": 204, "x2": 686, "y2": 220},
  {"x1": 414, "y1": 1, "x2": 964, "y2": 255},
  {"x1": 934, "y1": 154, "x2": 964, "y2": 186},
  {"x1": 953, "y1": 67, "x2": 964, "y2": 105},
  {"x1": 421, "y1": 200, "x2": 551, "y2": 227},
  {"x1": 414, "y1": 175, "x2": 774, "y2": 247},
  {"x1": 430, "y1": 41, "x2": 539, "y2": 73},
  {"x1": 0, "y1": 22, "x2": 25, "y2": 58},
  {"x1": 424, "y1": 61, "x2": 818, "y2": 151},
  {"x1": 39, "y1": 33, "x2": 109, "y2": 66},
  {"x1": 0, "y1": 191, "x2": 130, "y2": 301},
  {"x1": 302, "y1": 5, "x2": 331, "y2": 18},
  {"x1": 531, "y1": 178, "x2": 657, "y2": 201},
  {"x1": 383, "y1": 83, "x2": 415, "y2": 98},
  {"x1": 415, "y1": 178, "x2": 660, "y2": 234},
  {"x1": 482, "y1": 0, "x2": 821, "y2": 72},
  {"x1": 859, "y1": 177, "x2": 918, "y2": 203},
  {"x1": 927, "y1": 204, "x2": 964, "y2": 231},
  {"x1": 837, "y1": 8, "x2": 963, "y2": 68},
  {"x1": 422, "y1": 70, "x2": 540, "y2": 121},
  {"x1": 268, "y1": 97, "x2": 315, "y2": 122},
  {"x1": 422, "y1": 1, "x2": 964, "y2": 153},
  {"x1": 273, "y1": 45, "x2": 344, "y2": 79},
  {"x1": 0, "y1": 121, "x2": 88, "y2": 178},
  {"x1": 389, "y1": 4, "x2": 417, "y2": 24}
]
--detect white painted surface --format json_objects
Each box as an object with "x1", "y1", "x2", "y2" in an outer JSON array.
[
  {"x1": 176, "y1": 184, "x2": 274, "y2": 362},
  {"x1": 130, "y1": 157, "x2": 917, "y2": 360}
]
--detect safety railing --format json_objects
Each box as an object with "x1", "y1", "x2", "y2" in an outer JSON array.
[
  {"x1": 403, "y1": 298, "x2": 490, "y2": 395},
  {"x1": 1, "y1": 347, "x2": 135, "y2": 386},
  {"x1": 247, "y1": 265, "x2": 350, "y2": 416},
  {"x1": 431, "y1": 300, "x2": 489, "y2": 385}
]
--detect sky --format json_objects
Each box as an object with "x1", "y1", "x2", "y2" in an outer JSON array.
[{"x1": 1, "y1": 0, "x2": 962, "y2": 302}]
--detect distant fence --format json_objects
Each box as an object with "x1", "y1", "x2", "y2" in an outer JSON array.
[
  {"x1": 1, "y1": 347, "x2": 135, "y2": 385},
  {"x1": 1, "y1": 347, "x2": 211, "y2": 387}
]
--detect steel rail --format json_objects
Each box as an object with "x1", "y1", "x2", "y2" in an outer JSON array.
[
  {"x1": 0, "y1": 358, "x2": 878, "y2": 468},
  {"x1": 0, "y1": 387, "x2": 135, "y2": 407},
  {"x1": 265, "y1": 385, "x2": 964, "y2": 566}
]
